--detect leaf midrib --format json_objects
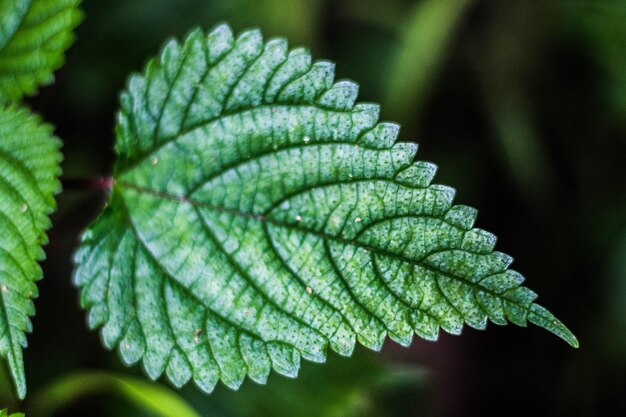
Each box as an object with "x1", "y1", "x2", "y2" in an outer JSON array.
[{"x1": 116, "y1": 180, "x2": 552, "y2": 328}]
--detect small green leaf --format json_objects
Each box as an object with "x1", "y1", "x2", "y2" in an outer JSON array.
[
  {"x1": 74, "y1": 24, "x2": 578, "y2": 394},
  {"x1": 214, "y1": 349, "x2": 425, "y2": 417},
  {"x1": 31, "y1": 371, "x2": 201, "y2": 417},
  {"x1": 0, "y1": 105, "x2": 62, "y2": 399},
  {"x1": 0, "y1": 408, "x2": 25, "y2": 417},
  {"x1": 0, "y1": 0, "x2": 83, "y2": 103}
]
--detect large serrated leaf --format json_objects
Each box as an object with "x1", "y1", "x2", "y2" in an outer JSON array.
[
  {"x1": 0, "y1": 105, "x2": 62, "y2": 399},
  {"x1": 0, "y1": 0, "x2": 83, "y2": 103},
  {"x1": 74, "y1": 24, "x2": 578, "y2": 394}
]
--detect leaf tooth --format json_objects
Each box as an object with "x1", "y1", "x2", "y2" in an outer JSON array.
[
  {"x1": 395, "y1": 161, "x2": 438, "y2": 188},
  {"x1": 267, "y1": 342, "x2": 301, "y2": 378},
  {"x1": 475, "y1": 291, "x2": 507, "y2": 325},
  {"x1": 224, "y1": 37, "x2": 288, "y2": 112},
  {"x1": 428, "y1": 184, "x2": 456, "y2": 212},
  {"x1": 119, "y1": 321, "x2": 145, "y2": 366},
  {"x1": 207, "y1": 23, "x2": 235, "y2": 63},
  {"x1": 444, "y1": 205, "x2": 478, "y2": 231},
  {"x1": 186, "y1": 26, "x2": 204, "y2": 40},
  {"x1": 461, "y1": 229, "x2": 497, "y2": 254},
  {"x1": 143, "y1": 56, "x2": 160, "y2": 81},
  {"x1": 160, "y1": 38, "x2": 183, "y2": 81},
  {"x1": 317, "y1": 80, "x2": 359, "y2": 111},
  {"x1": 166, "y1": 348, "x2": 193, "y2": 388},
  {"x1": 356, "y1": 326, "x2": 387, "y2": 351},
  {"x1": 328, "y1": 321, "x2": 356, "y2": 357},
  {"x1": 265, "y1": 36, "x2": 288, "y2": 52},
  {"x1": 411, "y1": 310, "x2": 440, "y2": 341},
  {"x1": 278, "y1": 60, "x2": 335, "y2": 103},
  {"x1": 87, "y1": 305, "x2": 108, "y2": 330},
  {"x1": 347, "y1": 104, "x2": 380, "y2": 140},
  {"x1": 502, "y1": 286, "x2": 539, "y2": 328},
  {"x1": 191, "y1": 360, "x2": 220, "y2": 394},
  {"x1": 265, "y1": 47, "x2": 312, "y2": 102},
  {"x1": 466, "y1": 315, "x2": 488, "y2": 331},
  {"x1": 434, "y1": 276, "x2": 475, "y2": 334},
  {"x1": 143, "y1": 349, "x2": 170, "y2": 382},
  {"x1": 389, "y1": 142, "x2": 417, "y2": 171},
  {"x1": 73, "y1": 241, "x2": 92, "y2": 266},
  {"x1": 297, "y1": 338, "x2": 327, "y2": 364},
  {"x1": 489, "y1": 251, "x2": 514, "y2": 272},
  {"x1": 235, "y1": 27, "x2": 264, "y2": 56},
  {"x1": 162, "y1": 278, "x2": 222, "y2": 394},
  {"x1": 437, "y1": 310, "x2": 465, "y2": 336},
  {"x1": 504, "y1": 286, "x2": 538, "y2": 306},
  {"x1": 204, "y1": 315, "x2": 248, "y2": 390},
  {"x1": 239, "y1": 333, "x2": 271, "y2": 384},
  {"x1": 353, "y1": 102, "x2": 380, "y2": 120},
  {"x1": 480, "y1": 270, "x2": 525, "y2": 293},
  {"x1": 388, "y1": 330, "x2": 414, "y2": 347},
  {"x1": 503, "y1": 301, "x2": 529, "y2": 327},
  {"x1": 358, "y1": 122, "x2": 400, "y2": 149}
]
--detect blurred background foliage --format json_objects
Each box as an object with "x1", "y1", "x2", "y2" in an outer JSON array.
[{"x1": 0, "y1": 0, "x2": 625, "y2": 415}]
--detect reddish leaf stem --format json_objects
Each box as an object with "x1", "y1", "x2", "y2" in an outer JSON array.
[{"x1": 61, "y1": 176, "x2": 114, "y2": 191}]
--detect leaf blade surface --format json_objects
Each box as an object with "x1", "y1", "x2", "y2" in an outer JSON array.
[{"x1": 75, "y1": 24, "x2": 578, "y2": 393}]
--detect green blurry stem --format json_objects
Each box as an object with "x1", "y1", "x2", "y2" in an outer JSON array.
[
  {"x1": 482, "y1": 83, "x2": 556, "y2": 206},
  {"x1": 28, "y1": 372, "x2": 201, "y2": 417},
  {"x1": 0, "y1": 361, "x2": 18, "y2": 409},
  {"x1": 478, "y1": 2, "x2": 557, "y2": 208},
  {"x1": 384, "y1": 0, "x2": 475, "y2": 128}
]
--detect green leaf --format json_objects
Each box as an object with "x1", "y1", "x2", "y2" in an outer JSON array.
[
  {"x1": 0, "y1": 408, "x2": 25, "y2": 417},
  {"x1": 383, "y1": 0, "x2": 474, "y2": 126},
  {"x1": 0, "y1": 105, "x2": 62, "y2": 399},
  {"x1": 0, "y1": 0, "x2": 83, "y2": 103},
  {"x1": 212, "y1": 349, "x2": 425, "y2": 417},
  {"x1": 74, "y1": 24, "x2": 578, "y2": 394},
  {"x1": 31, "y1": 371, "x2": 201, "y2": 417}
]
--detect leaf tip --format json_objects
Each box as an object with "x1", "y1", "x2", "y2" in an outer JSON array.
[
  {"x1": 10, "y1": 365, "x2": 27, "y2": 400},
  {"x1": 528, "y1": 304, "x2": 579, "y2": 348}
]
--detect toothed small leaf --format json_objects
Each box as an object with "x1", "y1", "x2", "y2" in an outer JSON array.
[
  {"x1": 0, "y1": 409, "x2": 25, "y2": 417},
  {"x1": 0, "y1": 105, "x2": 62, "y2": 399},
  {"x1": 74, "y1": 24, "x2": 578, "y2": 395},
  {"x1": 0, "y1": 0, "x2": 83, "y2": 103}
]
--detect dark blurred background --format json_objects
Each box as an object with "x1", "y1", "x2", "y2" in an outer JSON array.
[{"x1": 1, "y1": 0, "x2": 625, "y2": 416}]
